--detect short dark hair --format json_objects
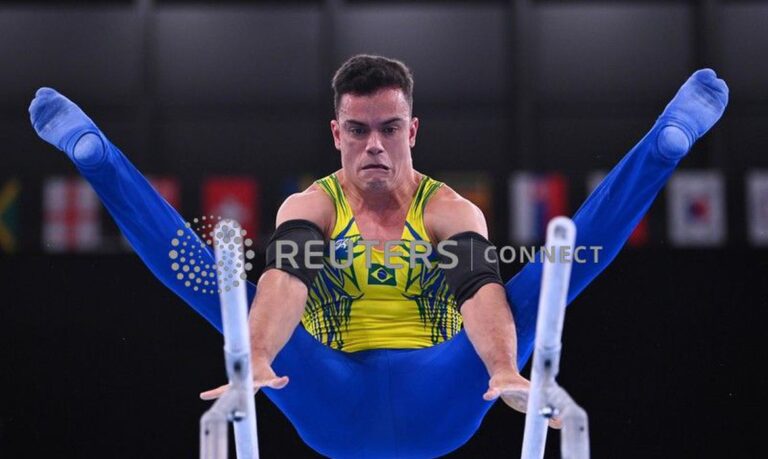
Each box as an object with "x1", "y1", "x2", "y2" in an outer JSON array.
[{"x1": 331, "y1": 54, "x2": 414, "y2": 117}]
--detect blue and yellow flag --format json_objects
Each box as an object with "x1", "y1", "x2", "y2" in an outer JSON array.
[{"x1": 0, "y1": 179, "x2": 20, "y2": 253}]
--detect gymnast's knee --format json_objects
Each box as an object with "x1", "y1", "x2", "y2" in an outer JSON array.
[
  {"x1": 655, "y1": 124, "x2": 693, "y2": 161},
  {"x1": 72, "y1": 132, "x2": 107, "y2": 167}
]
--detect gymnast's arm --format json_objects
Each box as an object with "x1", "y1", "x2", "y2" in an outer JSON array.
[
  {"x1": 427, "y1": 188, "x2": 561, "y2": 428},
  {"x1": 200, "y1": 186, "x2": 334, "y2": 399},
  {"x1": 426, "y1": 188, "x2": 519, "y2": 379}
]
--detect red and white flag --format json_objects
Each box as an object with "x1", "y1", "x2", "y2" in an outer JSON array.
[
  {"x1": 148, "y1": 176, "x2": 181, "y2": 209},
  {"x1": 42, "y1": 177, "x2": 101, "y2": 252},
  {"x1": 667, "y1": 171, "x2": 726, "y2": 247},
  {"x1": 202, "y1": 177, "x2": 260, "y2": 239},
  {"x1": 587, "y1": 171, "x2": 650, "y2": 247},
  {"x1": 509, "y1": 172, "x2": 568, "y2": 244},
  {"x1": 746, "y1": 170, "x2": 768, "y2": 246}
]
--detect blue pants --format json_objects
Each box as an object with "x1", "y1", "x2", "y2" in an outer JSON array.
[{"x1": 68, "y1": 118, "x2": 683, "y2": 457}]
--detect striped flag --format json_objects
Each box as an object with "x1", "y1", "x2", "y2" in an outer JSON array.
[
  {"x1": 667, "y1": 171, "x2": 726, "y2": 247},
  {"x1": 746, "y1": 170, "x2": 768, "y2": 246},
  {"x1": 509, "y1": 172, "x2": 568, "y2": 244},
  {"x1": 42, "y1": 177, "x2": 102, "y2": 252},
  {"x1": 0, "y1": 179, "x2": 20, "y2": 253},
  {"x1": 148, "y1": 176, "x2": 181, "y2": 209},
  {"x1": 202, "y1": 177, "x2": 260, "y2": 239},
  {"x1": 587, "y1": 171, "x2": 649, "y2": 246}
]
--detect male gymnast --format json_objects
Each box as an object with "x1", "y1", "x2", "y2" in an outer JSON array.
[{"x1": 29, "y1": 55, "x2": 728, "y2": 458}]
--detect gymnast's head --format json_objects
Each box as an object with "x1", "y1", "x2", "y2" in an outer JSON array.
[{"x1": 330, "y1": 54, "x2": 420, "y2": 192}]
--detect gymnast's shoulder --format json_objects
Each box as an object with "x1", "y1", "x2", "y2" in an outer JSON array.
[
  {"x1": 275, "y1": 182, "x2": 335, "y2": 238},
  {"x1": 423, "y1": 183, "x2": 489, "y2": 242}
]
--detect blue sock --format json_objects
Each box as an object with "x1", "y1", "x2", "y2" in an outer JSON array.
[
  {"x1": 656, "y1": 68, "x2": 729, "y2": 159},
  {"x1": 29, "y1": 87, "x2": 107, "y2": 167}
]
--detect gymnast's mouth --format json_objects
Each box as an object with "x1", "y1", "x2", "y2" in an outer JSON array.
[{"x1": 361, "y1": 164, "x2": 390, "y2": 171}]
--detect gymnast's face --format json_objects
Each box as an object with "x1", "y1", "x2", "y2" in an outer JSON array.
[{"x1": 331, "y1": 87, "x2": 418, "y2": 193}]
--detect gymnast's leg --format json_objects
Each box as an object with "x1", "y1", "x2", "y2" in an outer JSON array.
[
  {"x1": 29, "y1": 87, "x2": 235, "y2": 330},
  {"x1": 29, "y1": 88, "x2": 372, "y2": 457},
  {"x1": 504, "y1": 69, "x2": 729, "y2": 365},
  {"x1": 392, "y1": 70, "x2": 732, "y2": 458}
]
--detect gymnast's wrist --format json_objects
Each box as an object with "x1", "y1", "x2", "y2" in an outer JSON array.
[
  {"x1": 487, "y1": 360, "x2": 520, "y2": 378},
  {"x1": 249, "y1": 348, "x2": 276, "y2": 365}
]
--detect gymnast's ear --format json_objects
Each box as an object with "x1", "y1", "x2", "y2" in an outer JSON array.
[
  {"x1": 409, "y1": 116, "x2": 419, "y2": 148},
  {"x1": 330, "y1": 119, "x2": 342, "y2": 151}
]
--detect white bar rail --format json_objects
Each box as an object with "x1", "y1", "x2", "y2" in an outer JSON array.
[
  {"x1": 520, "y1": 217, "x2": 590, "y2": 459},
  {"x1": 200, "y1": 220, "x2": 259, "y2": 459}
]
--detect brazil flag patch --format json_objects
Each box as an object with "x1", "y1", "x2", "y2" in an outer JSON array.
[{"x1": 368, "y1": 264, "x2": 396, "y2": 286}]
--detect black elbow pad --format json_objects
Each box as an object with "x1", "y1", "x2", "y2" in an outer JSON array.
[
  {"x1": 265, "y1": 219, "x2": 326, "y2": 288},
  {"x1": 438, "y1": 231, "x2": 503, "y2": 309}
]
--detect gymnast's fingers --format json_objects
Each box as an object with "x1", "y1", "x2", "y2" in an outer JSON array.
[
  {"x1": 484, "y1": 386, "x2": 562, "y2": 429},
  {"x1": 548, "y1": 416, "x2": 562, "y2": 430},
  {"x1": 199, "y1": 375, "x2": 289, "y2": 400},
  {"x1": 199, "y1": 383, "x2": 230, "y2": 400},
  {"x1": 254, "y1": 375, "x2": 289, "y2": 390},
  {"x1": 482, "y1": 387, "x2": 501, "y2": 401}
]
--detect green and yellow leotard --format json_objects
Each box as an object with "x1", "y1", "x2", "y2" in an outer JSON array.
[{"x1": 301, "y1": 173, "x2": 462, "y2": 352}]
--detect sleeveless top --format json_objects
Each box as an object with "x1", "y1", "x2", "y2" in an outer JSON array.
[{"x1": 300, "y1": 173, "x2": 463, "y2": 352}]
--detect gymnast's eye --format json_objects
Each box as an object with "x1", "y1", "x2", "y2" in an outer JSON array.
[
  {"x1": 348, "y1": 127, "x2": 366, "y2": 136},
  {"x1": 382, "y1": 126, "x2": 398, "y2": 135}
]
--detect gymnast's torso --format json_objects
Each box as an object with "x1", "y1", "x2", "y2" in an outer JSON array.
[{"x1": 301, "y1": 172, "x2": 463, "y2": 352}]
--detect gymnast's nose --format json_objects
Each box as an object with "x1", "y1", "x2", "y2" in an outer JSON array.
[{"x1": 366, "y1": 131, "x2": 384, "y2": 155}]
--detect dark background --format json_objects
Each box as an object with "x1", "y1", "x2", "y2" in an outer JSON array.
[{"x1": 2, "y1": 0, "x2": 767, "y2": 457}]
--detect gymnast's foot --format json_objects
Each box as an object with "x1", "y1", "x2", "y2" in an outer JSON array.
[
  {"x1": 656, "y1": 69, "x2": 729, "y2": 160},
  {"x1": 29, "y1": 87, "x2": 107, "y2": 167}
]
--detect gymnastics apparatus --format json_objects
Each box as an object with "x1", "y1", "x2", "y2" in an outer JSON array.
[
  {"x1": 200, "y1": 220, "x2": 259, "y2": 459},
  {"x1": 200, "y1": 216, "x2": 589, "y2": 459}
]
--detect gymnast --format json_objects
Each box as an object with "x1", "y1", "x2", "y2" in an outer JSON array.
[{"x1": 29, "y1": 55, "x2": 728, "y2": 458}]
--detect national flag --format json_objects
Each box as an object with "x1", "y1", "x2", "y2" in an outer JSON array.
[
  {"x1": 0, "y1": 179, "x2": 20, "y2": 253},
  {"x1": 587, "y1": 171, "x2": 649, "y2": 247},
  {"x1": 42, "y1": 177, "x2": 102, "y2": 252},
  {"x1": 667, "y1": 171, "x2": 726, "y2": 247},
  {"x1": 509, "y1": 172, "x2": 568, "y2": 244},
  {"x1": 746, "y1": 170, "x2": 768, "y2": 246},
  {"x1": 202, "y1": 177, "x2": 260, "y2": 239},
  {"x1": 148, "y1": 176, "x2": 181, "y2": 209}
]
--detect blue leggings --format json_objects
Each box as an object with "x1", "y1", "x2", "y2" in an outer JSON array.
[{"x1": 65, "y1": 117, "x2": 685, "y2": 457}]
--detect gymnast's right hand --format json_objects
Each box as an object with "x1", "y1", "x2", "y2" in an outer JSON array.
[{"x1": 199, "y1": 357, "x2": 289, "y2": 400}]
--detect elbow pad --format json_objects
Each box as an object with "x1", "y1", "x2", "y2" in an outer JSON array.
[
  {"x1": 265, "y1": 219, "x2": 326, "y2": 288},
  {"x1": 438, "y1": 231, "x2": 503, "y2": 309}
]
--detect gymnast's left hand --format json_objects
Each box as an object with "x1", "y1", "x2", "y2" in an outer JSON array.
[
  {"x1": 483, "y1": 372, "x2": 562, "y2": 429},
  {"x1": 199, "y1": 359, "x2": 289, "y2": 400}
]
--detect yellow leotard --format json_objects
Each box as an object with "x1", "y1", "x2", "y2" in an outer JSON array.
[{"x1": 301, "y1": 173, "x2": 463, "y2": 352}]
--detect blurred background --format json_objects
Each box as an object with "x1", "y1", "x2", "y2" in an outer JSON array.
[{"x1": 1, "y1": 0, "x2": 767, "y2": 457}]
